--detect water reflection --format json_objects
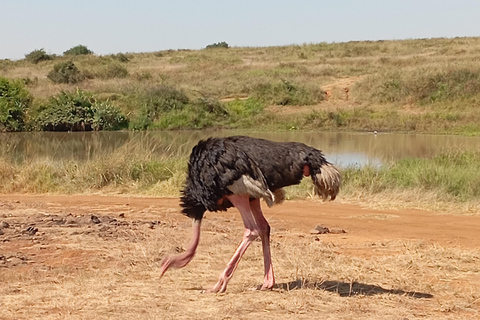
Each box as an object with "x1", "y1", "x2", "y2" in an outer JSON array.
[{"x1": 1, "y1": 131, "x2": 480, "y2": 167}]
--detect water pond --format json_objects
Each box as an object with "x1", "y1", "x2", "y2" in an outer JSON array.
[{"x1": 1, "y1": 131, "x2": 480, "y2": 168}]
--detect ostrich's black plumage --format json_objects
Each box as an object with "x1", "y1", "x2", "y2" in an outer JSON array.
[
  {"x1": 180, "y1": 135, "x2": 338, "y2": 220},
  {"x1": 161, "y1": 135, "x2": 340, "y2": 292}
]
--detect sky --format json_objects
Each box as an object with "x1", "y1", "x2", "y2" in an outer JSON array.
[{"x1": 1, "y1": 1, "x2": 480, "y2": 60}]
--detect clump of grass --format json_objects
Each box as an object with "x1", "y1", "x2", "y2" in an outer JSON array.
[
  {"x1": 342, "y1": 150, "x2": 480, "y2": 202},
  {"x1": 0, "y1": 140, "x2": 187, "y2": 194},
  {"x1": 93, "y1": 62, "x2": 129, "y2": 79},
  {"x1": 253, "y1": 80, "x2": 324, "y2": 106},
  {"x1": 110, "y1": 53, "x2": 130, "y2": 63},
  {"x1": 356, "y1": 66, "x2": 480, "y2": 104},
  {"x1": 47, "y1": 61, "x2": 84, "y2": 84}
]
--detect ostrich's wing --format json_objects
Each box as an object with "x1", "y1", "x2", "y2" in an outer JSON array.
[{"x1": 183, "y1": 138, "x2": 269, "y2": 212}]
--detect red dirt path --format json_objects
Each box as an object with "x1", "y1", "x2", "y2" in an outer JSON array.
[{"x1": 1, "y1": 194, "x2": 478, "y2": 250}]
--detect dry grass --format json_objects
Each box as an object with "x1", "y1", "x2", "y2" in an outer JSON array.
[
  {"x1": 1, "y1": 197, "x2": 479, "y2": 320},
  {"x1": 339, "y1": 188, "x2": 480, "y2": 216},
  {"x1": 4, "y1": 37, "x2": 480, "y2": 133}
]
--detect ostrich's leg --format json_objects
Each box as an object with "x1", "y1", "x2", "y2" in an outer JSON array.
[
  {"x1": 250, "y1": 198, "x2": 275, "y2": 290},
  {"x1": 160, "y1": 219, "x2": 202, "y2": 277},
  {"x1": 207, "y1": 194, "x2": 259, "y2": 293}
]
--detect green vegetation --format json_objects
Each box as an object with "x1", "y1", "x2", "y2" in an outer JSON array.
[
  {"x1": 47, "y1": 61, "x2": 84, "y2": 84},
  {"x1": 3, "y1": 38, "x2": 480, "y2": 211},
  {"x1": 32, "y1": 90, "x2": 128, "y2": 131},
  {"x1": 1, "y1": 37, "x2": 480, "y2": 134},
  {"x1": 253, "y1": 80, "x2": 324, "y2": 105},
  {"x1": 0, "y1": 139, "x2": 186, "y2": 194},
  {"x1": 341, "y1": 150, "x2": 480, "y2": 201},
  {"x1": 206, "y1": 41, "x2": 229, "y2": 49},
  {"x1": 25, "y1": 49, "x2": 54, "y2": 64},
  {"x1": 63, "y1": 44, "x2": 93, "y2": 56},
  {"x1": 0, "y1": 77, "x2": 31, "y2": 131},
  {"x1": 1, "y1": 149, "x2": 479, "y2": 209}
]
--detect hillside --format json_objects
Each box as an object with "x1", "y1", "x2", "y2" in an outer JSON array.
[{"x1": 1, "y1": 37, "x2": 480, "y2": 133}]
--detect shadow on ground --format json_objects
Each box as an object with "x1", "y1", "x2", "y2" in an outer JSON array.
[{"x1": 275, "y1": 279, "x2": 433, "y2": 298}]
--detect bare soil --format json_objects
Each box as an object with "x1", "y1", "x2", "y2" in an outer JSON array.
[{"x1": 1, "y1": 194, "x2": 479, "y2": 319}]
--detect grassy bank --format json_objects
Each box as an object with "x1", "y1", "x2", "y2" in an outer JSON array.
[
  {"x1": 2, "y1": 37, "x2": 480, "y2": 134},
  {"x1": 2, "y1": 148, "x2": 479, "y2": 214}
]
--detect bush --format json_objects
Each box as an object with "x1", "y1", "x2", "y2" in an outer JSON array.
[
  {"x1": 130, "y1": 85, "x2": 189, "y2": 130},
  {"x1": 92, "y1": 101, "x2": 129, "y2": 130},
  {"x1": 95, "y1": 62, "x2": 129, "y2": 79},
  {"x1": 25, "y1": 49, "x2": 54, "y2": 64},
  {"x1": 34, "y1": 90, "x2": 127, "y2": 131},
  {"x1": 47, "y1": 61, "x2": 84, "y2": 84},
  {"x1": 0, "y1": 77, "x2": 31, "y2": 131},
  {"x1": 63, "y1": 45, "x2": 93, "y2": 56},
  {"x1": 110, "y1": 53, "x2": 130, "y2": 63},
  {"x1": 223, "y1": 98, "x2": 265, "y2": 126},
  {"x1": 194, "y1": 96, "x2": 228, "y2": 116},
  {"x1": 253, "y1": 80, "x2": 323, "y2": 106},
  {"x1": 206, "y1": 41, "x2": 229, "y2": 49}
]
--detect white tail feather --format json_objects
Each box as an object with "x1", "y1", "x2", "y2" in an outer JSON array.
[{"x1": 314, "y1": 163, "x2": 341, "y2": 200}]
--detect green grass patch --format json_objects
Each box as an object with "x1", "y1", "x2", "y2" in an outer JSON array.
[
  {"x1": 2, "y1": 146, "x2": 479, "y2": 206},
  {"x1": 342, "y1": 150, "x2": 480, "y2": 201}
]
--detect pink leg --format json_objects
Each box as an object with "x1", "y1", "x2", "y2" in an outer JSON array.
[
  {"x1": 207, "y1": 194, "x2": 260, "y2": 293},
  {"x1": 250, "y1": 198, "x2": 275, "y2": 290},
  {"x1": 160, "y1": 219, "x2": 201, "y2": 277}
]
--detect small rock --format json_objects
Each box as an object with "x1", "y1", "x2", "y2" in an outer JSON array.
[
  {"x1": 309, "y1": 229, "x2": 320, "y2": 234},
  {"x1": 65, "y1": 216, "x2": 78, "y2": 226},
  {"x1": 315, "y1": 225, "x2": 330, "y2": 234},
  {"x1": 1, "y1": 221, "x2": 9, "y2": 229},
  {"x1": 329, "y1": 228, "x2": 346, "y2": 234},
  {"x1": 0, "y1": 229, "x2": 4, "y2": 236},
  {"x1": 99, "y1": 225, "x2": 110, "y2": 232},
  {"x1": 23, "y1": 225, "x2": 38, "y2": 235},
  {"x1": 119, "y1": 213, "x2": 125, "y2": 218},
  {"x1": 91, "y1": 215, "x2": 101, "y2": 224}
]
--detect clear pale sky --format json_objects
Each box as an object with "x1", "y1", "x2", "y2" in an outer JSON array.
[{"x1": 1, "y1": 0, "x2": 480, "y2": 60}]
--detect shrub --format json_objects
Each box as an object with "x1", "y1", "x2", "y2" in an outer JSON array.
[
  {"x1": 92, "y1": 101, "x2": 129, "y2": 130},
  {"x1": 110, "y1": 53, "x2": 130, "y2": 63},
  {"x1": 206, "y1": 41, "x2": 229, "y2": 49},
  {"x1": 0, "y1": 77, "x2": 31, "y2": 131},
  {"x1": 130, "y1": 85, "x2": 189, "y2": 130},
  {"x1": 34, "y1": 90, "x2": 127, "y2": 131},
  {"x1": 194, "y1": 96, "x2": 228, "y2": 116},
  {"x1": 34, "y1": 90, "x2": 95, "y2": 131},
  {"x1": 47, "y1": 61, "x2": 84, "y2": 84},
  {"x1": 95, "y1": 62, "x2": 129, "y2": 79},
  {"x1": 63, "y1": 45, "x2": 93, "y2": 56},
  {"x1": 25, "y1": 49, "x2": 54, "y2": 64},
  {"x1": 223, "y1": 98, "x2": 265, "y2": 126},
  {"x1": 253, "y1": 80, "x2": 323, "y2": 106}
]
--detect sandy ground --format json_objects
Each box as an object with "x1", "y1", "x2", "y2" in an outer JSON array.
[
  {"x1": 1, "y1": 194, "x2": 479, "y2": 319},
  {"x1": 2, "y1": 194, "x2": 478, "y2": 248}
]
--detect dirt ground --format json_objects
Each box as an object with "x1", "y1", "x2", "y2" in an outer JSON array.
[{"x1": 1, "y1": 194, "x2": 479, "y2": 319}]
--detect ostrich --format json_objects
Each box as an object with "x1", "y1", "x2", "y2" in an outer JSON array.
[{"x1": 160, "y1": 135, "x2": 341, "y2": 293}]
